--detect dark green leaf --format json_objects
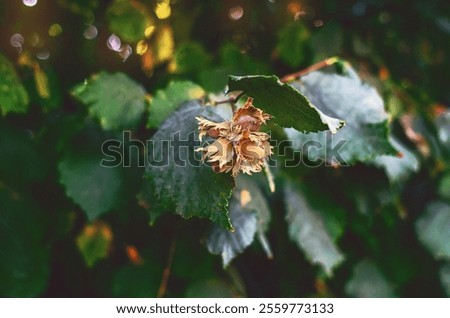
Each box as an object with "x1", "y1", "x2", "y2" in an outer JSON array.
[
  {"x1": 170, "y1": 42, "x2": 211, "y2": 74},
  {"x1": 0, "y1": 125, "x2": 47, "y2": 188},
  {"x1": 58, "y1": 155, "x2": 123, "y2": 221},
  {"x1": 207, "y1": 199, "x2": 257, "y2": 267},
  {"x1": 207, "y1": 175, "x2": 272, "y2": 266},
  {"x1": 284, "y1": 183, "x2": 344, "y2": 276},
  {"x1": 111, "y1": 257, "x2": 161, "y2": 297},
  {"x1": 286, "y1": 68, "x2": 396, "y2": 164},
  {"x1": 440, "y1": 262, "x2": 450, "y2": 296},
  {"x1": 276, "y1": 22, "x2": 310, "y2": 68},
  {"x1": 72, "y1": 72, "x2": 149, "y2": 130},
  {"x1": 438, "y1": 172, "x2": 450, "y2": 201},
  {"x1": 185, "y1": 279, "x2": 235, "y2": 297},
  {"x1": 0, "y1": 53, "x2": 29, "y2": 115},
  {"x1": 310, "y1": 22, "x2": 343, "y2": 61},
  {"x1": 345, "y1": 260, "x2": 394, "y2": 297},
  {"x1": 0, "y1": 188, "x2": 49, "y2": 297},
  {"x1": 106, "y1": 0, "x2": 152, "y2": 43},
  {"x1": 147, "y1": 81, "x2": 205, "y2": 128},
  {"x1": 228, "y1": 75, "x2": 344, "y2": 133},
  {"x1": 415, "y1": 201, "x2": 450, "y2": 260},
  {"x1": 145, "y1": 100, "x2": 234, "y2": 230}
]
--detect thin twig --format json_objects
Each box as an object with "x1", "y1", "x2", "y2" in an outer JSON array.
[
  {"x1": 213, "y1": 91, "x2": 245, "y2": 107},
  {"x1": 156, "y1": 240, "x2": 176, "y2": 298},
  {"x1": 280, "y1": 56, "x2": 340, "y2": 83}
]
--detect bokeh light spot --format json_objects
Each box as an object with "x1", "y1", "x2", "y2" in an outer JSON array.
[
  {"x1": 107, "y1": 34, "x2": 121, "y2": 51},
  {"x1": 83, "y1": 25, "x2": 98, "y2": 40},
  {"x1": 155, "y1": 0, "x2": 171, "y2": 19},
  {"x1": 48, "y1": 23, "x2": 63, "y2": 37},
  {"x1": 22, "y1": 0, "x2": 38, "y2": 7},
  {"x1": 229, "y1": 6, "x2": 244, "y2": 21}
]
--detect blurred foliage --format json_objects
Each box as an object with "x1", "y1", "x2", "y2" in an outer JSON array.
[{"x1": 0, "y1": 0, "x2": 449, "y2": 297}]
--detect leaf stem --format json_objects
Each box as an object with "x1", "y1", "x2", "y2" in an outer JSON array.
[
  {"x1": 213, "y1": 91, "x2": 245, "y2": 107},
  {"x1": 280, "y1": 56, "x2": 340, "y2": 83},
  {"x1": 157, "y1": 240, "x2": 176, "y2": 298}
]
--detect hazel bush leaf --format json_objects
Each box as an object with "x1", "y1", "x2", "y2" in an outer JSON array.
[
  {"x1": 106, "y1": 0, "x2": 153, "y2": 43},
  {"x1": 284, "y1": 183, "x2": 344, "y2": 276},
  {"x1": 415, "y1": 201, "x2": 450, "y2": 260},
  {"x1": 147, "y1": 81, "x2": 205, "y2": 128},
  {"x1": 0, "y1": 53, "x2": 29, "y2": 116},
  {"x1": 72, "y1": 72, "x2": 149, "y2": 130},
  {"x1": 207, "y1": 175, "x2": 271, "y2": 266},
  {"x1": 345, "y1": 260, "x2": 395, "y2": 297},
  {"x1": 58, "y1": 155, "x2": 123, "y2": 221},
  {"x1": 228, "y1": 75, "x2": 344, "y2": 134},
  {"x1": 286, "y1": 67, "x2": 396, "y2": 164},
  {"x1": 145, "y1": 100, "x2": 234, "y2": 230}
]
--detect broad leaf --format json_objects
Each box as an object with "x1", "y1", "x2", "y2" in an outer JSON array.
[
  {"x1": 415, "y1": 201, "x2": 450, "y2": 260},
  {"x1": 227, "y1": 75, "x2": 344, "y2": 134},
  {"x1": 0, "y1": 188, "x2": 49, "y2": 297},
  {"x1": 438, "y1": 172, "x2": 450, "y2": 201},
  {"x1": 207, "y1": 176, "x2": 272, "y2": 267},
  {"x1": 72, "y1": 72, "x2": 149, "y2": 130},
  {"x1": 276, "y1": 22, "x2": 310, "y2": 68},
  {"x1": 0, "y1": 125, "x2": 47, "y2": 188},
  {"x1": 59, "y1": 155, "x2": 123, "y2": 221},
  {"x1": 106, "y1": 0, "x2": 153, "y2": 43},
  {"x1": 76, "y1": 221, "x2": 113, "y2": 267},
  {"x1": 207, "y1": 199, "x2": 257, "y2": 267},
  {"x1": 186, "y1": 280, "x2": 235, "y2": 297},
  {"x1": 111, "y1": 251, "x2": 162, "y2": 297},
  {"x1": 372, "y1": 136, "x2": 419, "y2": 183},
  {"x1": 147, "y1": 81, "x2": 205, "y2": 128},
  {"x1": 169, "y1": 42, "x2": 211, "y2": 74},
  {"x1": 284, "y1": 183, "x2": 344, "y2": 276},
  {"x1": 286, "y1": 68, "x2": 396, "y2": 164},
  {"x1": 145, "y1": 100, "x2": 234, "y2": 230},
  {"x1": 0, "y1": 53, "x2": 29, "y2": 115},
  {"x1": 345, "y1": 260, "x2": 394, "y2": 297},
  {"x1": 440, "y1": 262, "x2": 450, "y2": 297}
]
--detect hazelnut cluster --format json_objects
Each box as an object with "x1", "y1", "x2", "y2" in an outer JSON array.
[{"x1": 196, "y1": 97, "x2": 273, "y2": 176}]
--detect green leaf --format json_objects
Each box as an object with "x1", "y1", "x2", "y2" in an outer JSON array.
[
  {"x1": 0, "y1": 187, "x2": 49, "y2": 297},
  {"x1": 310, "y1": 22, "x2": 343, "y2": 61},
  {"x1": 345, "y1": 260, "x2": 395, "y2": 297},
  {"x1": 284, "y1": 183, "x2": 344, "y2": 276},
  {"x1": 72, "y1": 72, "x2": 149, "y2": 130},
  {"x1": 170, "y1": 42, "x2": 211, "y2": 74},
  {"x1": 372, "y1": 136, "x2": 419, "y2": 183},
  {"x1": 0, "y1": 125, "x2": 47, "y2": 188},
  {"x1": 147, "y1": 81, "x2": 205, "y2": 128},
  {"x1": 186, "y1": 279, "x2": 235, "y2": 297},
  {"x1": 207, "y1": 175, "x2": 272, "y2": 267},
  {"x1": 228, "y1": 75, "x2": 344, "y2": 134},
  {"x1": 438, "y1": 172, "x2": 450, "y2": 201},
  {"x1": 106, "y1": 0, "x2": 153, "y2": 43},
  {"x1": 415, "y1": 201, "x2": 450, "y2": 260},
  {"x1": 276, "y1": 22, "x2": 310, "y2": 68},
  {"x1": 0, "y1": 53, "x2": 29, "y2": 115},
  {"x1": 285, "y1": 68, "x2": 396, "y2": 164},
  {"x1": 76, "y1": 222, "x2": 113, "y2": 267},
  {"x1": 145, "y1": 100, "x2": 234, "y2": 230},
  {"x1": 440, "y1": 262, "x2": 450, "y2": 297},
  {"x1": 58, "y1": 155, "x2": 123, "y2": 221},
  {"x1": 207, "y1": 199, "x2": 257, "y2": 267},
  {"x1": 111, "y1": 254, "x2": 162, "y2": 297}
]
